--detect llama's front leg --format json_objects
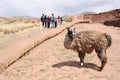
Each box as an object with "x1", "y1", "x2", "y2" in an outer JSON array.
[{"x1": 78, "y1": 51, "x2": 86, "y2": 66}]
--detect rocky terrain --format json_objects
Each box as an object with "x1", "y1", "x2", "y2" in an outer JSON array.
[{"x1": 82, "y1": 9, "x2": 120, "y2": 27}]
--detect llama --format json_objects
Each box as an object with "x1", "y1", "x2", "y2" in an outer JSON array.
[{"x1": 64, "y1": 27, "x2": 112, "y2": 71}]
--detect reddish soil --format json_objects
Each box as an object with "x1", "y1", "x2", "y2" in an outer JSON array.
[
  {"x1": 83, "y1": 9, "x2": 120, "y2": 27},
  {"x1": 0, "y1": 23, "x2": 120, "y2": 80}
]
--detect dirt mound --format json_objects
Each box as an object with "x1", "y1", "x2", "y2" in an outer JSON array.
[{"x1": 83, "y1": 9, "x2": 120, "y2": 27}]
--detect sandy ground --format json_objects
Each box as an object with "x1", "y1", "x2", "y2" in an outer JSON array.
[{"x1": 0, "y1": 23, "x2": 120, "y2": 80}]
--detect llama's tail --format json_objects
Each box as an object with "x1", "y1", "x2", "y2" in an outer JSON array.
[{"x1": 104, "y1": 33, "x2": 112, "y2": 48}]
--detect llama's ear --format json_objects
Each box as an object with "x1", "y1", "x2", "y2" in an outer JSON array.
[
  {"x1": 73, "y1": 27, "x2": 76, "y2": 31},
  {"x1": 74, "y1": 27, "x2": 75, "y2": 30},
  {"x1": 67, "y1": 27, "x2": 70, "y2": 31}
]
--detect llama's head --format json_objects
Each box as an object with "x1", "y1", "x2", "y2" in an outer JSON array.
[{"x1": 67, "y1": 27, "x2": 76, "y2": 40}]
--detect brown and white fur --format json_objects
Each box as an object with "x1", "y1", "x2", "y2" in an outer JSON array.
[{"x1": 64, "y1": 27, "x2": 112, "y2": 71}]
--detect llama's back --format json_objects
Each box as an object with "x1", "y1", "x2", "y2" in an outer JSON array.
[
  {"x1": 64, "y1": 30, "x2": 112, "y2": 53},
  {"x1": 76, "y1": 31, "x2": 105, "y2": 45},
  {"x1": 75, "y1": 31, "x2": 110, "y2": 52}
]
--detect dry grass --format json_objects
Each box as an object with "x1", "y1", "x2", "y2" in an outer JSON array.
[
  {"x1": 0, "y1": 17, "x2": 40, "y2": 34},
  {"x1": 63, "y1": 16, "x2": 73, "y2": 22},
  {"x1": 0, "y1": 22, "x2": 40, "y2": 34}
]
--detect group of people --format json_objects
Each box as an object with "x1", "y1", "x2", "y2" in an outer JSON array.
[{"x1": 40, "y1": 14, "x2": 62, "y2": 29}]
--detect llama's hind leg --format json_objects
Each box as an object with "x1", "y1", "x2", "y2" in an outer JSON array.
[
  {"x1": 78, "y1": 51, "x2": 86, "y2": 66},
  {"x1": 96, "y1": 49, "x2": 107, "y2": 71}
]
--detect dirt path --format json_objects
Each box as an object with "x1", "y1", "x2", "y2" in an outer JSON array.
[{"x1": 0, "y1": 23, "x2": 120, "y2": 80}]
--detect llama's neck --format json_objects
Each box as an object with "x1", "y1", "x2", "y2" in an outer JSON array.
[{"x1": 64, "y1": 35, "x2": 73, "y2": 49}]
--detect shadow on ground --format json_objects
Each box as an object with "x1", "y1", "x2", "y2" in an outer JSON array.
[{"x1": 52, "y1": 61, "x2": 100, "y2": 71}]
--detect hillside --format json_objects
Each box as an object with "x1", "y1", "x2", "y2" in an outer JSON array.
[{"x1": 83, "y1": 9, "x2": 120, "y2": 27}]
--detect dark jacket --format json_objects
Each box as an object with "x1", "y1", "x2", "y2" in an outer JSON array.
[{"x1": 41, "y1": 16, "x2": 44, "y2": 22}]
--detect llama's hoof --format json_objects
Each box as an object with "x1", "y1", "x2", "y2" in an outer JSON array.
[
  {"x1": 80, "y1": 62, "x2": 84, "y2": 66},
  {"x1": 98, "y1": 67, "x2": 103, "y2": 71}
]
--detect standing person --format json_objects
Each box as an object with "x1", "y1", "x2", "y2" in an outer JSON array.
[
  {"x1": 51, "y1": 14, "x2": 55, "y2": 28},
  {"x1": 60, "y1": 17, "x2": 62, "y2": 24},
  {"x1": 57, "y1": 16, "x2": 61, "y2": 25},
  {"x1": 54, "y1": 18, "x2": 57, "y2": 28},
  {"x1": 51, "y1": 13, "x2": 55, "y2": 23},
  {"x1": 40, "y1": 14, "x2": 45, "y2": 32},
  {"x1": 46, "y1": 16, "x2": 51, "y2": 28},
  {"x1": 44, "y1": 15, "x2": 47, "y2": 28},
  {"x1": 40, "y1": 14, "x2": 45, "y2": 27}
]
